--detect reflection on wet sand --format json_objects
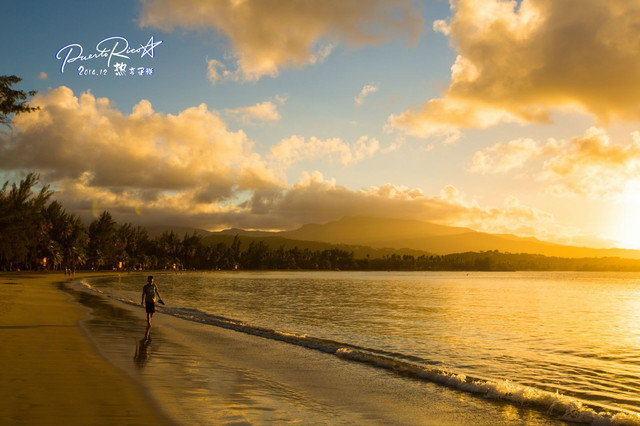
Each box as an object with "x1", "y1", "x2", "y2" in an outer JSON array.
[{"x1": 134, "y1": 326, "x2": 152, "y2": 369}]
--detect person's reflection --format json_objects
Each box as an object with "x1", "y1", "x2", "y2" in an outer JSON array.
[{"x1": 134, "y1": 325, "x2": 152, "y2": 369}]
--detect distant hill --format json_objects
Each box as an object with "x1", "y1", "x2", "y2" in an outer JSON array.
[
  {"x1": 277, "y1": 216, "x2": 640, "y2": 259},
  {"x1": 144, "y1": 225, "x2": 213, "y2": 239},
  {"x1": 216, "y1": 228, "x2": 277, "y2": 237},
  {"x1": 280, "y1": 216, "x2": 472, "y2": 245},
  {"x1": 157, "y1": 216, "x2": 640, "y2": 260}
]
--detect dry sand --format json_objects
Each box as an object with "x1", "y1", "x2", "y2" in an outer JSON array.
[{"x1": 0, "y1": 272, "x2": 171, "y2": 425}]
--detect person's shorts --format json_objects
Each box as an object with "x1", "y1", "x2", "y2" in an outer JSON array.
[{"x1": 145, "y1": 301, "x2": 155, "y2": 313}]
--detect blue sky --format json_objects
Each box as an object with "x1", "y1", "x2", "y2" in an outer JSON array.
[{"x1": 3, "y1": 0, "x2": 640, "y2": 249}]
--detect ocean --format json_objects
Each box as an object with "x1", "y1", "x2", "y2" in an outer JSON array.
[{"x1": 67, "y1": 271, "x2": 640, "y2": 424}]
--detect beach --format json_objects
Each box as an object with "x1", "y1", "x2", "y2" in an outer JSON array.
[
  {"x1": 0, "y1": 271, "x2": 566, "y2": 425},
  {"x1": 0, "y1": 272, "x2": 171, "y2": 425}
]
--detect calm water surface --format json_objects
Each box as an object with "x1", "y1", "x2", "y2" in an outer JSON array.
[{"x1": 90, "y1": 271, "x2": 640, "y2": 417}]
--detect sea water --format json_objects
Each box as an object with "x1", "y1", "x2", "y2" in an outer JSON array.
[{"x1": 78, "y1": 271, "x2": 640, "y2": 424}]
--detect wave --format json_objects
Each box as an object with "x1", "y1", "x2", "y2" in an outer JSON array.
[
  {"x1": 80, "y1": 281, "x2": 640, "y2": 425},
  {"x1": 80, "y1": 280, "x2": 103, "y2": 293}
]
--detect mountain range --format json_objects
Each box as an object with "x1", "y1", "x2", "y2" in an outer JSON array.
[
  {"x1": 150, "y1": 216, "x2": 640, "y2": 260},
  {"x1": 215, "y1": 216, "x2": 640, "y2": 260}
]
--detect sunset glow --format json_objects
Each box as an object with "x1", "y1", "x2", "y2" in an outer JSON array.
[
  {"x1": 8, "y1": 3, "x2": 640, "y2": 424},
  {"x1": 609, "y1": 183, "x2": 640, "y2": 249},
  {"x1": 3, "y1": 0, "x2": 640, "y2": 249}
]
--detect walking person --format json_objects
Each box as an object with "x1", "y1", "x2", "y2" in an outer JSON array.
[{"x1": 141, "y1": 275, "x2": 163, "y2": 326}]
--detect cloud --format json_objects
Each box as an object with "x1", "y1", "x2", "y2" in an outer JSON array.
[
  {"x1": 452, "y1": 194, "x2": 589, "y2": 245},
  {"x1": 262, "y1": 172, "x2": 586, "y2": 245},
  {"x1": 468, "y1": 127, "x2": 640, "y2": 199},
  {"x1": 469, "y1": 137, "x2": 559, "y2": 174},
  {"x1": 139, "y1": 0, "x2": 424, "y2": 81},
  {"x1": 268, "y1": 135, "x2": 380, "y2": 169},
  {"x1": 389, "y1": 0, "x2": 640, "y2": 138},
  {"x1": 269, "y1": 171, "x2": 461, "y2": 226},
  {"x1": 0, "y1": 86, "x2": 586, "y2": 244},
  {"x1": 225, "y1": 101, "x2": 281, "y2": 124},
  {"x1": 38, "y1": 72, "x2": 48, "y2": 80},
  {"x1": 48, "y1": 165, "x2": 579, "y2": 244},
  {"x1": 355, "y1": 83, "x2": 379, "y2": 106},
  {"x1": 432, "y1": 19, "x2": 450, "y2": 36},
  {"x1": 206, "y1": 58, "x2": 227, "y2": 84},
  {"x1": 387, "y1": 97, "x2": 516, "y2": 142},
  {"x1": 0, "y1": 86, "x2": 282, "y2": 198},
  {"x1": 541, "y1": 128, "x2": 640, "y2": 199},
  {"x1": 274, "y1": 95, "x2": 288, "y2": 104}
]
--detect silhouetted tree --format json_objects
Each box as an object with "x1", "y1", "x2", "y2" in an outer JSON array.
[
  {"x1": 156, "y1": 231, "x2": 181, "y2": 269},
  {"x1": 0, "y1": 173, "x2": 52, "y2": 270},
  {"x1": 88, "y1": 211, "x2": 117, "y2": 269},
  {"x1": 242, "y1": 240, "x2": 269, "y2": 269},
  {"x1": 0, "y1": 75, "x2": 39, "y2": 127},
  {"x1": 180, "y1": 233, "x2": 202, "y2": 269},
  {"x1": 128, "y1": 226, "x2": 151, "y2": 270},
  {"x1": 42, "y1": 200, "x2": 88, "y2": 271}
]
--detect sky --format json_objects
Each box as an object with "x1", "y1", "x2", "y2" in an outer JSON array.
[{"x1": 2, "y1": 0, "x2": 640, "y2": 249}]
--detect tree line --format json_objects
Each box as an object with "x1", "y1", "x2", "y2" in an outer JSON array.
[
  {"x1": 3, "y1": 173, "x2": 640, "y2": 272},
  {"x1": 0, "y1": 173, "x2": 362, "y2": 271}
]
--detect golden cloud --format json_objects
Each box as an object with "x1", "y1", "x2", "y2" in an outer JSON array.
[
  {"x1": 469, "y1": 137, "x2": 560, "y2": 174},
  {"x1": 469, "y1": 127, "x2": 640, "y2": 199},
  {"x1": 389, "y1": 0, "x2": 640, "y2": 138},
  {"x1": 225, "y1": 101, "x2": 282, "y2": 124},
  {"x1": 1, "y1": 87, "x2": 282, "y2": 196},
  {"x1": 139, "y1": 0, "x2": 424, "y2": 81},
  {"x1": 387, "y1": 97, "x2": 517, "y2": 142},
  {"x1": 542, "y1": 128, "x2": 640, "y2": 198},
  {"x1": 455, "y1": 195, "x2": 559, "y2": 240},
  {"x1": 268, "y1": 136, "x2": 380, "y2": 169}
]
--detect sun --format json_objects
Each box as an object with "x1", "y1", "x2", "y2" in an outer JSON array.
[{"x1": 609, "y1": 183, "x2": 640, "y2": 249}]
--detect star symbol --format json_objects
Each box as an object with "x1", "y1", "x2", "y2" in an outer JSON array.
[{"x1": 140, "y1": 36, "x2": 163, "y2": 59}]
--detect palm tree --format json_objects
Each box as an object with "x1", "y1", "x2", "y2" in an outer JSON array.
[{"x1": 42, "y1": 201, "x2": 89, "y2": 271}]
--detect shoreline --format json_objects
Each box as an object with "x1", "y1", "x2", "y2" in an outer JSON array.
[
  {"x1": 0, "y1": 271, "x2": 172, "y2": 425},
  {"x1": 69, "y1": 272, "x2": 565, "y2": 425},
  {"x1": 1, "y1": 270, "x2": 574, "y2": 425}
]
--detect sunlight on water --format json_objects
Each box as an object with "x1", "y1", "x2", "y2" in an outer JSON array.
[{"x1": 91, "y1": 271, "x2": 640, "y2": 419}]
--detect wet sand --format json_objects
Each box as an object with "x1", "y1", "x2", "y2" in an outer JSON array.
[{"x1": 0, "y1": 272, "x2": 171, "y2": 425}]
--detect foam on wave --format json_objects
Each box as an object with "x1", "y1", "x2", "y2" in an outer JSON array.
[{"x1": 159, "y1": 304, "x2": 640, "y2": 425}]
